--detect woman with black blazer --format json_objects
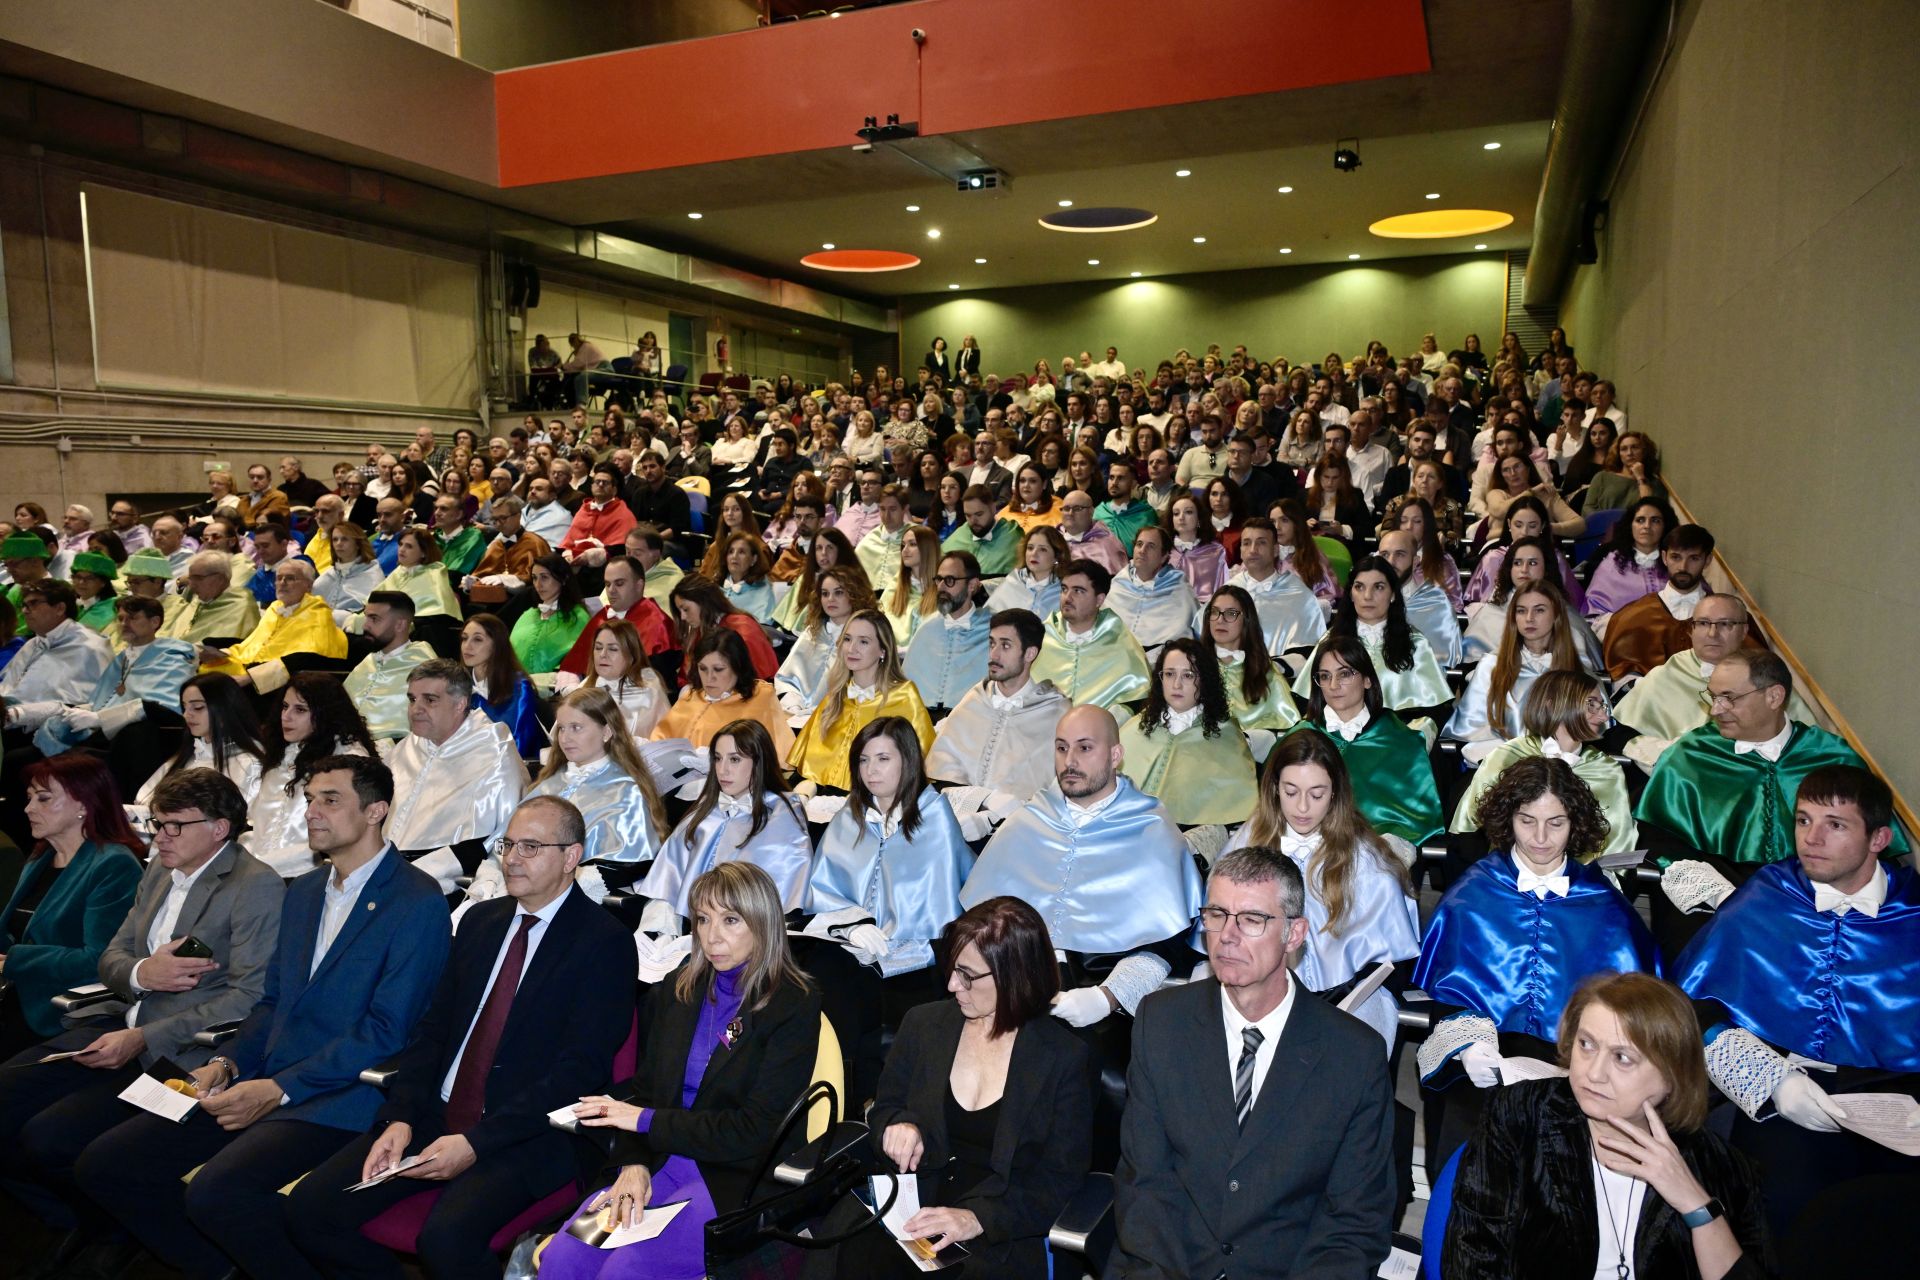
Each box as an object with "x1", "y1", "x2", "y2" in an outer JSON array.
[
  {"x1": 0, "y1": 756, "x2": 144, "y2": 1055},
  {"x1": 545, "y1": 861, "x2": 822, "y2": 1280},
  {"x1": 953, "y1": 336, "x2": 982, "y2": 381},
  {"x1": 1445, "y1": 972, "x2": 1774, "y2": 1280},
  {"x1": 822, "y1": 896, "x2": 1092, "y2": 1278},
  {"x1": 923, "y1": 337, "x2": 952, "y2": 385}
]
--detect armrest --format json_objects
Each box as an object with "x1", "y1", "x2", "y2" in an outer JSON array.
[
  {"x1": 359, "y1": 1061, "x2": 400, "y2": 1088},
  {"x1": 454, "y1": 876, "x2": 474, "y2": 893},
  {"x1": 52, "y1": 982, "x2": 118, "y2": 1014},
  {"x1": 774, "y1": 1120, "x2": 870, "y2": 1186},
  {"x1": 1048, "y1": 1172, "x2": 1115, "y2": 1256},
  {"x1": 1417, "y1": 845, "x2": 1447, "y2": 865},
  {"x1": 192, "y1": 1020, "x2": 244, "y2": 1047}
]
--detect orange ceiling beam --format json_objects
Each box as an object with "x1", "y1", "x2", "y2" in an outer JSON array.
[{"x1": 494, "y1": 0, "x2": 1431, "y2": 188}]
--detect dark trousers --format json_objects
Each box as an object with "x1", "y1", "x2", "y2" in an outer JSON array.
[
  {"x1": 0, "y1": 1023, "x2": 143, "y2": 1228},
  {"x1": 288, "y1": 1120, "x2": 580, "y2": 1280},
  {"x1": 1732, "y1": 1067, "x2": 1920, "y2": 1244},
  {"x1": 74, "y1": 1107, "x2": 351, "y2": 1280}
]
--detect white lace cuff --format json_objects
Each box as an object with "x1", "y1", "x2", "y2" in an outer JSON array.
[
  {"x1": 1704, "y1": 1025, "x2": 1788, "y2": 1119},
  {"x1": 1662, "y1": 860, "x2": 1737, "y2": 914},
  {"x1": 1182, "y1": 824, "x2": 1232, "y2": 869},
  {"x1": 1103, "y1": 952, "x2": 1173, "y2": 1017},
  {"x1": 1417, "y1": 1012, "x2": 1500, "y2": 1083}
]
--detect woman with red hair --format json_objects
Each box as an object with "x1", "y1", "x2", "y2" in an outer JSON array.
[{"x1": 0, "y1": 755, "x2": 144, "y2": 1053}]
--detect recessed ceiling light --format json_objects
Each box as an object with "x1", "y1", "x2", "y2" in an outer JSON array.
[
  {"x1": 821, "y1": 242, "x2": 835, "y2": 250},
  {"x1": 1426, "y1": 192, "x2": 1441, "y2": 200},
  {"x1": 948, "y1": 283, "x2": 960, "y2": 290},
  {"x1": 1475, "y1": 243, "x2": 1489, "y2": 250},
  {"x1": 1483, "y1": 141, "x2": 1501, "y2": 151},
  {"x1": 1278, "y1": 247, "x2": 1293, "y2": 254},
  {"x1": 926, "y1": 228, "x2": 941, "y2": 239},
  {"x1": 1087, "y1": 259, "x2": 1100, "y2": 266},
  {"x1": 687, "y1": 212, "x2": 703, "y2": 220},
  {"x1": 1057, "y1": 200, "x2": 1074, "y2": 208},
  {"x1": 1348, "y1": 253, "x2": 1361, "y2": 260},
  {"x1": 1175, "y1": 169, "x2": 1192, "y2": 178},
  {"x1": 1130, "y1": 271, "x2": 1143, "y2": 277},
  {"x1": 1277, "y1": 186, "x2": 1293, "y2": 194},
  {"x1": 974, "y1": 257, "x2": 987, "y2": 264},
  {"x1": 1192, "y1": 236, "x2": 1207, "y2": 244}
]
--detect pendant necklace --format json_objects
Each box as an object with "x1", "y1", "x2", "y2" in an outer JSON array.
[{"x1": 1593, "y1": 1153, "x2": 1642, "y2": 1280}]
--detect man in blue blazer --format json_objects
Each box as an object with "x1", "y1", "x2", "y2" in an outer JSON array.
[
  {"x1": 1108, "y1": 845, "x2": 1396, "y2": 1279},
  {"x1": 74, "y1": 755, "x2": 450, "y2": 1280},
  {"x1": 286, "y1": 795, "x2": 636, "y2": 1279}
]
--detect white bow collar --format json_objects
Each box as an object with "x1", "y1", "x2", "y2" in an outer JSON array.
[
  {"x1": 1323, "y1": 706, "x2": 1370, "y2": 741},
  {"x1": 1512, "y1": 853, "x2": 1571, "y2": 899},
  {"x1": 1814, "y1": 866, "x2": 1886, "y2": 918}
]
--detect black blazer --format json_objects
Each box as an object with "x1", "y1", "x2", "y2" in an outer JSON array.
[
  {"x1": 1108, "y1": 978, "x2": 1395, "y2": 1279},
  {"x1": 602, "y1": 966, "x2": 822, "y2": 1212},
  {"x1": 954, "y1": 347, "x2": 981, "y2": 379},
  {"x1": 378, "y1": 888, "x2": 634, "y2": 1183},
  {"x1": 925, "y1": 352, "x2": 952, "y2": 383},
  {"x1": 1445, "y1": 1078, "x2": 1775, "y2": 1280},
  {"x1": 866, "y1": 1001, "x2": 1091, "y2": 1275}
]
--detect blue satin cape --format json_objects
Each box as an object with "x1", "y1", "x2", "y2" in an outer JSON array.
[
  {"x1": 472, "y1": 676, "x2": 547, "y2": 757},
  {"x1": 807, "y1": 784, "x2": 974, "y2": 943}
]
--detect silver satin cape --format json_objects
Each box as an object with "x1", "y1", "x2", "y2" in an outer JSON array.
[
  {"x1": 959, "y1": 775, "x2": 1202, "y2": 955},
  {"x1": 924, "y1": 678, "x2": 1070, "y2": 800},
  {"x1": 247, "y1": 739, "x2": 372, "y2": 877},
  {"x1": 1104, "y1": 565, "x2": 1199, "y2": 649},
  {"x1": 638, "y1": 792, "x2": 814, "y2": 917},
  {"x1": 383, "y1": 709, "x2": 530, "y2": 849},
  {"x1": 807, "y1": 784, "x2": 974, "y2": 943},
  {"x1": 527, "y1": 755, "x2": 665, "y2": 865},
  {"x1": 774, "y1": 620, "x2": 843, "y2": 714},
  {"x1": 1220, "y1": 568, "x2": 1327, "y2": 654}
]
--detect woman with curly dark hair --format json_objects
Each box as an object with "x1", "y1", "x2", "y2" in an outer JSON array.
[
  {"x1": 1116, "y1": 638, "x2": 1256, "y2": 826},
  {"x1": 248, "y1": 672, "x2": 377, "y2": 875},
  {"x1": 1292, "y1": 556, "x2": 1451, "y2": 716},
  {"x1": 1412, "y1": 755, "x2": 1660, "y2": 1175}
]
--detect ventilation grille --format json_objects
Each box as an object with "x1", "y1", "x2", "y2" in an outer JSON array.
[{"x1": 1503, "y1": 250, "x2": 1557, "y2": 357}]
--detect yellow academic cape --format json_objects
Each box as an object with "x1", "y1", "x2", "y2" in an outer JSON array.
[{"x1": 789, "y1": 681, "x2": 936, "y2": 790}]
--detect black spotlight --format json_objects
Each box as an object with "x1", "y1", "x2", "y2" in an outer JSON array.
[{"x1": 1333, "y1": 137, "x2": 1362, "y2": 172}]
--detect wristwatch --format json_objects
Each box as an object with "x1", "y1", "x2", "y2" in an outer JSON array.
[
  {"x1": 1680, "y1": 1198, "x2": 1726, "y2": 1229},
  {"x1": 207, "y1": 1055, "x2": 238, "y2": 1085}
]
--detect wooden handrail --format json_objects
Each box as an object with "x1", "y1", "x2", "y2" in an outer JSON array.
[{"x1": 1666, "y1": 484, "x2": 1916, "y2": 841}]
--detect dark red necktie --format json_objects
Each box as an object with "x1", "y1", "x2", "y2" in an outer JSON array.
[{"x1": 445, "y1": 914, "x2": 536, "y2": 1134}]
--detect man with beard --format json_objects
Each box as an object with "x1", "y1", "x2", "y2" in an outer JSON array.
[
  {"x1": 1602, "y1": 524, "x2": 1742, "y2": 678},
  {"x1": 900, "y1": 551, "x2": 992, "y2": 715},
  {"x1": 926, "y1": 608, "x2": 1069, "y2": 802}
]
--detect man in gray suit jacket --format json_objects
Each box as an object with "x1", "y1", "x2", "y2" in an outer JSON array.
[
  {"x1": 0, "y1": 767, "x2": 283, "y2": 1248},
  {"x1": 1108, "y1": 845, "x2": 1395, "y2": 1279}
]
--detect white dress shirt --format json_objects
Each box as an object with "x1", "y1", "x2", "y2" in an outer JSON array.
[
  {"x1": 1656, "y1": 583, "x2": 1705, "y2": 621},
  {"x1": 1063, "y1": 785, "x2": 1122, "y2": 828},
  {"x1": 313, "y1": 848, "x2": 390, "y2": 976},
  {"x1": 126, "y1": 852, "x2": 222, "y2": 1025},
  {"x1": 440, "y1": 889, "x2": 568, "y2": 1100},
  {"x1": 1813, "y1": 863, "x2": 1888, "y2": 918},
  {"x1": 1323, "y1": 706, "x2": 1371, "y2": 742},
  {"x1": 1732, "y1": 720, "x2": 1793, "y2": 763},
  {"x1": 1163, "y1": 705, "x2": 1202, "y2": 735},
  {"x1": 1219, "y1": 974, "x2": 1297, "y2": 1116}
]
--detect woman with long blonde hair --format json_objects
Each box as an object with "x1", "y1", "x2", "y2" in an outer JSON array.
[
  {"x1": 1446, "y1": 577, "x2": 1588, "y2": 746},
  {"x1": 524, "y1": 685, "x2": 667, "y2": 890},
  {"x1": 789, "y1": 608, "x2": 934, "y2": 791},
  {"x1": 774, "y1": 566, "x2": 877, "y2": 718},
  {"x1": 884, "y1": 524, "x2": 942, "y2": 639}
]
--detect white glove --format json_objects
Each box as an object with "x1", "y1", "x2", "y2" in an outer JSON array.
[
  {"x1": 95, "y1": 700, "x2": 146, "y2": 738},
  {"x1": 1774, "y1": 1070, "x2": 1848, "y2": 1133},
  {"x1": 843, "y1": 924, "x2": 890, "y2": 966},
  {"x1": 1050, "y1": 985, "x2": 1113, "y2": 1028},
  {"x1": 1461, "y1": 1042, "x2": 1504, "y2": 1089},
  {"x1": 64, "y1": 708, "x2": 102, "y2": 734},
  {"x1": 638, "y1": 898, "x2": 681, "y2": 938}
]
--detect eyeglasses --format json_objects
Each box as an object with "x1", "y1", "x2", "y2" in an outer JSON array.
[
  {"x1": 1208, "y1": 607, "x2": 1244, "y2": 623},
  {"x1": 1161, "y1": 667, "x2": 1200, "y2": 685},
  {"x1": 1690, "y1": 619, "x2": 1743, "y2": 633},
  {"x1": 950, "y1": 963, "x2": 993, "y2": 989},
  {"x1": 932, "y1": 574, "x2": 976, "y2": 588},
  {"x1": 1199, "y1": 906, "x2": 1280, "y2": 937},
  {"x1": 1583, "y1": 696, "x2": 1609, "y2": 713},
  {"x1": 153, "y1": 817, "x2": 214, "y2": 839},
  {"x1": 1313, "y1": 668, "x2": 1359, "y2": 685},
  {"x1": 1700, "y1": 687, "x2": 1764, "y2": 711},
  {"x1": 493, "y1": 837, "x2": 571, "y2": 861}
]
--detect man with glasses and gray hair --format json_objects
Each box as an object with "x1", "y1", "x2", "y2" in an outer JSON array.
[
  {"x1": 1109, "y1": 843, "x2": 1395, "y2": 1279},
  {"x1": 383, "y1": 659, "x2": 530, "y2": 894},
  {"x1": 284, "y1": 794, "x2": 633, "y2": 1280}
]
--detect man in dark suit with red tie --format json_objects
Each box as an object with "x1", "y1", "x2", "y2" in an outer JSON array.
[
  {"x1": 1108, "y1": 845, "x2": 1395, "y2": 1279},
  {"x1": 285, "y1": 795, "x2": 635, "y2": 1279}
]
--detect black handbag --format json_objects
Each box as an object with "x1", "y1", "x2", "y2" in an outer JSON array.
[{"x1": 704, "y1": 1079, "x2": 897, "y2": 1278}]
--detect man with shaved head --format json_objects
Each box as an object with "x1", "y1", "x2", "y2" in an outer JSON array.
[{"x1": 960, "y1": 704, "x2": 1203, "y2": 1041}]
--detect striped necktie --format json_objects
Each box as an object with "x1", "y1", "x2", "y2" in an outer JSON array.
[{"x1": 1234, "y1": 1026, "x2": 1264, "y2": 1126}]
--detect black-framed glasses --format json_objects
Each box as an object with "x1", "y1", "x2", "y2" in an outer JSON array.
[
  {"x1": 932, "y1": 574, "x2": 976, "y2": 588},
  {"x1": 494, "y1": 837, "x2": 571, "y2": 861},
  {"x1": 1199, "y1": 906, "x2": 1280, "y2": 937},
  {"x1": 153, "y1": 817, "x2": 214, "y2": 839},
  {"x1": 1208, "y1": 607, "x2": 1244, "y2": 622},
  {"x1": 951, "y1": 963, "x2": 993, "y2": 989}
]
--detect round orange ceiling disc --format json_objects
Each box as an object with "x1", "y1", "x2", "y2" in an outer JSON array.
[{"x1": 800, "y1": 249, "x2": 922, "y2": 272}]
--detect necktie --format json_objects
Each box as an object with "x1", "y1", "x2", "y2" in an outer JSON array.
[
  {"x1": 445, "y1": 914, "x2": 537, "y2": 1134},
  {"x1": 1234, "y1": 1025, "x2": 1264, "y2": 1126}
]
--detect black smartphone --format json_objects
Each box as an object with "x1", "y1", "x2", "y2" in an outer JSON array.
[{"x1": 174, "y1": 936, "x2": 215, "y2": 960}]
